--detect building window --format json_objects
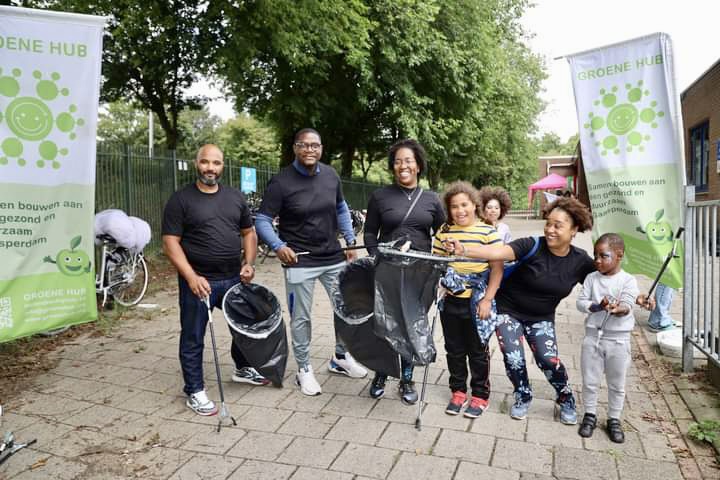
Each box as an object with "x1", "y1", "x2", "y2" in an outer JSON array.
[{"x1": 690, "y1": 122, "x2": 709, "y2": 192}]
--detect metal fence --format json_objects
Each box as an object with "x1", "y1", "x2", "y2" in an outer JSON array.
[
  {"x1": 95, "y1": 144, "x2": 383, "y2": 251},
  {"x1": 682, "y1": 186, "x2": 720, "y2": 371}
]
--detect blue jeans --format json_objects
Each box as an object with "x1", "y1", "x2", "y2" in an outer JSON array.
[
  {"x1": 179, "y1": 275, "x2": 250, "y2": 396},
  {"x1": 648, "y1": 283, "x2": 674, "y2": 329},
  {"x1": 495, "y1": 314, "x2": 573, "y2": 405}
]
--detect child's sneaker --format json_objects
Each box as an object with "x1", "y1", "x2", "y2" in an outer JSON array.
[
  {"x1": 232, "y1": 366, "x2": 270, "y2": 386},
  {"x1": 606, "y1": 418, "x2": 625, "y2": 443},
  {"x1": 445, "y1": 391, "x2": 467, "y2": 415},
  {"x1": 463, "y1": 396, "x2": 489, "y2": 418},
  {"x1": 186, "y1": 390, "x2": 217, "y2": 416}
]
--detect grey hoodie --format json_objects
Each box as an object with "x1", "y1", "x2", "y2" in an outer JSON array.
[{"x1": 576, "y1": 270, "x2": 639, "y2": 333}]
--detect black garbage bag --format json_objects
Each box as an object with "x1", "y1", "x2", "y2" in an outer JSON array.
[
  {"x1": 374, "y1": 248, "x2": 446, "y2": 366},
  {"x1": 331, "y1": 257, "x2": 401, "y2": 378},
  {"x1": 222, "y1": 282, "x2": 287, "y2": 386}
]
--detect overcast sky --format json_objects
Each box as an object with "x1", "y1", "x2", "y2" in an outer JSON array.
[
  {"x1": 522, "y1": 0, "x2": 720, "y2": 141},
  {"x1": 204, "y1": 1, "x2": 720, "y2": 142}
]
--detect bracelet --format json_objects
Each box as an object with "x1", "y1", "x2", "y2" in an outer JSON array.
[{"x1": 460, "y1": 243, "x2": 466, "y2": 256}]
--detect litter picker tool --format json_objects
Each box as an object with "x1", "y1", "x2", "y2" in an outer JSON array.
[
  {"x1": 0, "y1": 430, "x2": 37, "y2": 467},
  {"x1": 203, "y1": 297, "x2": 237, "y2": 432},
  {"x1": 415, "y1": 287, "x2": 444, "y2": 431},
  {"x1": 647, "y1": 227, "x2": 684, "y2": 298}
]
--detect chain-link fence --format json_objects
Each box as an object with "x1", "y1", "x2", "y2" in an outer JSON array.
[{"x1": 95, "y1": 144, "x2": 382, "y2": 251}]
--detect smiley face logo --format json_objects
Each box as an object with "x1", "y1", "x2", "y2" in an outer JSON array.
[{"x1": 5, "y1": 97, "x2": 53, "y2": 141}]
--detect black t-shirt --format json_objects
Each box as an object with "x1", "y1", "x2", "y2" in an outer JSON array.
[
  {"x1": 496, "y1": 236, "x2": 595, "y2": 322},
  {"x1": 162, "y1": 183, "x2": 253, "y2": 280},
  {"x1": 258, "y1": 163, "x2": 346, "y2": 267},
  {"x1": 363, "y1": 185, "x2": 445, "y2": 254}
]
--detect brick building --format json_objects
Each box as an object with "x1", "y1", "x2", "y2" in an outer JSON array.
[{"x1": 681, "y1": 58, "x2": 720, "y2": 200}]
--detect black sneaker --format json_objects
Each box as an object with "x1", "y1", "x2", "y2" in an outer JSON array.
[
  {"x1": 399, "y1": 381, "x2": 418, "y2": 405},
  {"x1": 606, "y1": 418, "x2": 625, "y2": 443},
  {"x1": 369, "y1": 374, "x2": 386, "y2": 399},
  {"x1": 578, "y1": 413, "x2": 597, "y2": 438}
]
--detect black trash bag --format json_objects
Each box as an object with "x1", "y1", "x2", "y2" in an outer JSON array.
[
  {"x1": 222, "y1": 283, "x2": 287, "y2": 386},
  {"x1": 331, "y1": 257, "x2": 401, "y2": 378},
  {"x1": 374, "y1": 249, "x2": 445, "y2": 366}
]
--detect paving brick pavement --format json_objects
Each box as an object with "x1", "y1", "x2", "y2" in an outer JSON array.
[{"x1": 1, "y1": 218, "x2": 718, "y2": 479}]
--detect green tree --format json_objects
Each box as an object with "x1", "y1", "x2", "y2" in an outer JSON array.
[
  {"x1": 43, "y1": 0, "x2": 222, "y2": 150},
  {"x1": 97, "y1": 101, "x2": 150, "y2": 145},
  {"x1": 217, "y1": 115, "x2": 281, "y2": 168},
  {"x1": 220, "y1": 0, "x2": 544, "y2": 192}
]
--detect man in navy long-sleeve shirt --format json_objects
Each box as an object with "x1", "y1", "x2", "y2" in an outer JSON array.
[{"x1": 256, "y1": 128, "x2": 367, "y2": 396}]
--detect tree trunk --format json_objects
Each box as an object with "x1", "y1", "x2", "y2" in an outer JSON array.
[
  {"x1": 280, "y1": 132, "x2": 294, "y2": 167},
  {"x1": 428, "y1": 165, "x2": 441, "y2": 191},
  {"x1": 340, "y1": 144, "x2": 355, "y2": 178}
]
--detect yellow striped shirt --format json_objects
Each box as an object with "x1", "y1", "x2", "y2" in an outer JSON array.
[{"x1": 432, "y1": 221, "x2": 501, "y2": 298}]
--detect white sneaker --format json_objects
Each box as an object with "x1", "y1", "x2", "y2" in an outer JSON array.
[
  {"x1": 186, "y1": 390, "x2": 217, "y2": 416},
  {"x1": 296, "y1": 365, "x2": 322, "y2": 396},
  {"x1": 327, "y1": 352, "x2": 368, "y2": 378}
]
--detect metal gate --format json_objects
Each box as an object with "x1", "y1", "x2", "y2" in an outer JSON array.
[{"x1": 682, "y1": 186, "x2": 720, "y2": 371}]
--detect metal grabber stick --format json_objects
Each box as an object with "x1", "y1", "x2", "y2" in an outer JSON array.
[
  {"x1": 647, "y1": 227, "x2": 685, "y2": 298},
  {"x1": 203, "y1": 297, "x2": 237, "y2": 432},
  {"x1": 415, "y1": 287, "x2": 444, "y2": 431}
]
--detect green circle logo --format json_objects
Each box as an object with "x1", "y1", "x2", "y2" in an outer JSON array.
[
  {"x1": 6, "y1": 97, "x2": 53, "y2": 141},
  {"x1": 607, "y1": 104, "x2": 638, "y2": 135}
]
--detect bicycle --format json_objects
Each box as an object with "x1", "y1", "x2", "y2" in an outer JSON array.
[{"x1": 95, "y1": 234, "x2": 149, "y2": 307}]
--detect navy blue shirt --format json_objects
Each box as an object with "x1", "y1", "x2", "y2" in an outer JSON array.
[{"x1": 259, "y1": 162, "x2": 347, "y2": 267}]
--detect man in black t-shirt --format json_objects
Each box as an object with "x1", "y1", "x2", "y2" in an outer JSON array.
[
  {"x1": 256, "y1": 128, "x2": 367, "y2": 396},
  {"x1": 162, "y1": 144, "x2": 268, "y2": 416}
]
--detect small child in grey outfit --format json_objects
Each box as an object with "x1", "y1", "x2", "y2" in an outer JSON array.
[{"x1": 576, "y1": 233, "x2": 652, "y2": 443}]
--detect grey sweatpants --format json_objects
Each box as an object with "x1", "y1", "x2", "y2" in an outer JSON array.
[
  {"x1": 580, "y1": 329, "x2": 631, "y2": 419},
  {"x1": 284, "y1": 261, "x2": 347, "y2": 369}
]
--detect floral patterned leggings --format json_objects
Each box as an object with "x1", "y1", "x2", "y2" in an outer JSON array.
[{"x1": 495, "y1": 314, "x2": 574, "y2": 406}]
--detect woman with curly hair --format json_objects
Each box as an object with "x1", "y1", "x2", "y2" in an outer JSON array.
[
  {"x1": 442, "y1": 198, "x2": 595, "y2": 425},
  {"x1": 479, "y1": 186, "x2": 513, "y2": 243}
]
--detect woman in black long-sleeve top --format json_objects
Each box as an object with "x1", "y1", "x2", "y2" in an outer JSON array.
[{"x1": 363, "y1": 138, "x2": 445, "y2": 404}]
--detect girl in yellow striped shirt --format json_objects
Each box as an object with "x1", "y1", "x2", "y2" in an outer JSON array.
[{"x1": 432, "y1": 181, "x2": 504, "y2": 418}]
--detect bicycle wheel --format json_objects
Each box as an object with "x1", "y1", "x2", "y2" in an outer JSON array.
[{"x1": 112, "y1": 255, "x2": 149, "y2": 307}]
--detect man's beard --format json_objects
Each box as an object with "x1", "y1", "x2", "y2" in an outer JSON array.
[{"x1": 197, "y1": 170, "x2": 220, "y2": 186}]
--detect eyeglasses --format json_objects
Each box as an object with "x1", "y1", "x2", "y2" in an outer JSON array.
[{"x1": 294, "y1": 142, "x2": 322, "y2": 151}]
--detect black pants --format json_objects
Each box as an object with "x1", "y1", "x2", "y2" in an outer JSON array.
[{"x1": 440, "y1": 295, "x2": 490, "y2": 399}]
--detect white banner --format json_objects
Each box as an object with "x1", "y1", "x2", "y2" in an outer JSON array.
[
  {"x1": 0, "y1": 6, "x2": 105, "y2": 341},
  {"x1": 567, "y1": 33, "x2": 685, "y2": 288}
]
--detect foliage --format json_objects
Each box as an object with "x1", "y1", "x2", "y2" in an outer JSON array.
[
  {"x1": 41, "y1": 0, "x2": 223, "y2": 150},
  {"x1": 97, "y1": 102, "x2": 222, "y2": 156},
  {"x1": 219, "y1": 0, "x2": 545, "y2": 194},
  {"x1": 217, "y1": 115, "x2": 281, "y2": 168},
  {"x1": 97, "y1": 101, "x2": 152, "y2": 146},
  {"x1": 688, "y1": 420, "x2": 720, "y2": 444},
  {"x1": 536, "y1": 132, "x2": 580, "y2": 156}
]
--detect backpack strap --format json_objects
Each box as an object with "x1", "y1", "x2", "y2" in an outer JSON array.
[{"x1": 518, "y1": 235, "x2": 540, "y2": 263}]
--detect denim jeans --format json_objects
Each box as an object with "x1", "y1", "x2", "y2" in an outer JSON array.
[
  {"x1": 495, "y1": 314, "x2": 573, "y2": 405},
  {"x1": 648, "y1": 282, "x2": 675, "y2": 329},
  {"x1": 178, "y1": 275, "x2": 250, "y2": 396}
]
